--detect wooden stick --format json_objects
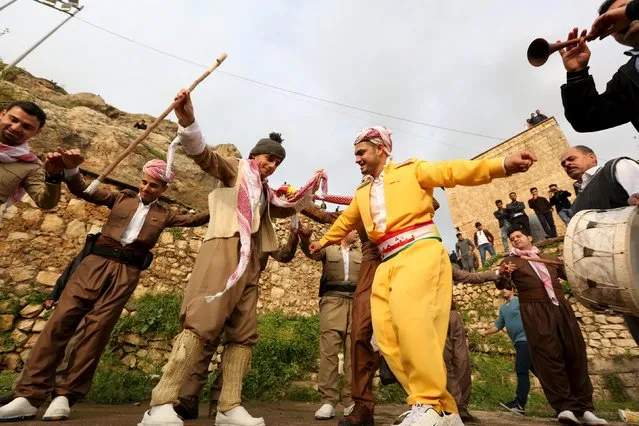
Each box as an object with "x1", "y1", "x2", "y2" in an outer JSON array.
[
  {"x1": 520, "y1": 256, "x2": 564, "y2": 266},
  {"x1": 84, "y1": 53, "x2": 228, "y2": 194}
]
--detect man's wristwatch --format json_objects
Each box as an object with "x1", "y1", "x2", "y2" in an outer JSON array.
[{"x1": 45, "y1": 172, "x2": 64, "y2": 184}]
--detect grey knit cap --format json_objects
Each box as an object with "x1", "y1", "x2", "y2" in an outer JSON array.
[{"x1": 249, "y1": 132, "x2": 286, "y2": 161}]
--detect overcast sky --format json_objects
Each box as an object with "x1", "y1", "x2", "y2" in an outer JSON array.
[{"x1": 1, "y1": 0, "x2": 638, "y2": 250}]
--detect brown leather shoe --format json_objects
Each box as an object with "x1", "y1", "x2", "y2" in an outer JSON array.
[
  {"x1": 174, "y1": 395, "x2": 199, "y2": 420},
  {"x1": 337, "y1": 402, "x2": 374, "y2": 426}
]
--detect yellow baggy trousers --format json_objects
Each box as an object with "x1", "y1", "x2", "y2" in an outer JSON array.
[{"x1": 370, "y1": 238, "x2": 457, "y2": 413}]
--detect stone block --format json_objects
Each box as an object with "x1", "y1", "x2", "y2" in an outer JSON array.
[
  {"x1": 160, "y1": 233, "x2": 174, "y2": 245},
  {"x1": 40, "y1": 214, "x2": 64, "y2": 233},
  {"x1": 20, "y1": 304, "x2": 43, "y2": 319},
  {"x1": 19, "y1": 348, "x2": 31, "y2": 363},
  {"x1": 7, "y1": 232, "x2": 32, "y2": 242},
  {"x1": 606, "y1": 316, "x2": 625, "y2": 324},
  {"x1": 0, "y1": 315, "x2": 14, "y2": 331},
  {"x1": 15, "y1": 319, "x2": 35, "y2": 332},
  {"x1": 21, "y1": 209, "x2": 42, "y2": 225},
  {"x1": 65, "y1": 198, "x2": 86, "y2": 219},
  {"x1": 11, "y1": 329, "x2": 28, "y2": 345},
  {"x1": 9, "y1": 267, "x2": 36, "y2": 283},
  {"x1": 32, "y1": 319, "x2": 47, "y2": 333},
  {"x1": 594, "y1": 314, "x2": 607, "y2": 325},
  {"x1": 25, "y1": 334, "x2": 39, "y2": 348},
  {"x1": 121, "y1": 334, "x2": 141, "y2": 346},
  {"x1": 36, "y1": 271, "x2": 61, "y2": 287},
  {"x1": 4, "y1": 352, "x2": 22, "y2": 371},
  {"x1": 65, "y1": 219, "x2": 86, "y2": 238}
]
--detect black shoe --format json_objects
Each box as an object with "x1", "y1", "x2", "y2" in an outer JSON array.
[
  {"x1": 459, "y1": 408, "x2": 481, "y2": 423},
  {"x1": 174, "y1": 396, "x2": 199, "y2": 420},
  {"x1": 0, "y1": 393, "x2": 14, "y2": 405},
  {"x1": 500, "y1": 400, "x2": 524, "y2": 416}
]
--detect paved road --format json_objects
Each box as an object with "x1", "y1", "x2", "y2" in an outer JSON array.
[{"x1": 10, "y1": 402, "x2": 627, "y2": 426}]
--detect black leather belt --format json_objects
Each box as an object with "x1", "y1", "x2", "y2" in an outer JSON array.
[
  {"x1": 324, "y1": 283, "x2": 357, "y2": 293},
  {"x1": 91, "y1": 246, "x2": 153, "y2": 270}
]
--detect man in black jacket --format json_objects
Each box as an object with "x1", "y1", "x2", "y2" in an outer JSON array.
[
  {"x1": 548, "y1": 185, "x2": 574, "y2": 225},
  {"x1": 559, "y1": 0, "x2": 639, "y2": 132}
]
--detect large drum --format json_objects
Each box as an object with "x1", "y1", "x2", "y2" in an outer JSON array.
[{"x1": 564, "y1": 206, "x2": 639, "y2": 314}]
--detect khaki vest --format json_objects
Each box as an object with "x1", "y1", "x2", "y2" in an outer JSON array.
[
  {"x1": 204, "y1": 160, "x2": 278, "y2": 253},
  {"x1": 324, "y1": 244, "x2": 363, "y2": 283}
]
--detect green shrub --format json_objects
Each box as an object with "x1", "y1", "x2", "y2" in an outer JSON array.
[
  {"x1": 0, "y1": 372, "x2": 17, "y2": 394},
  {"x1": 242, "y1": 311, "x2": 320, "y2": 400},
  {"x1": 86, "y1": 368, "x2": 154, "y2": 404},
  {"x1": 112, "y1": 292, "x2": 182, "y2": 339},
  {"x1": 25, "y1": 290, "x2": 50, "y2": 306},
  {"x1": 377, "y1": 382, "x2": 407, "y2": 404},
  {"x1": 602, "y1": 373, "x2": 630, "y2": 403}
]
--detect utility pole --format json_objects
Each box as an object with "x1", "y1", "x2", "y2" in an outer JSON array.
[
  {"x1": 0, "y1": 0, "x2": 83, "y2": 79},
  {"x1": 0, "y1": 0, "x2": 19, "y2": 12}
]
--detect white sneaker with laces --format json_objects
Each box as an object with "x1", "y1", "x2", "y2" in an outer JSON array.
[
  {"x1": 343, "y1": 403, "x2": 355, "y2": 417},
  {"x1": 580, "y1": 411, "x2": 608, "y2": 425},
  {"x1": 557, "y1": 410, "x2": 580, "y2": 425},
  {"x1": 42, "y1": 396, "x2": 71, "y2": 421},
  {"x1": 314, "y1": 403, "x2": 335, "y2": 420},
  {"x1": 216, "y1": 406, "x2": 266, "y2": 426},
  {"x1": 443, "y1": 412, "x2": 464, "y2": 426},
  {"x1": 138, "y1": 403, "x2": 183, "y2": 426},
  {"x1": 399, "y1": 403, "x2": 443, "y2": 426},
  {"x1": 0, "y1": 397, "x2": 38, "y2": 422}
]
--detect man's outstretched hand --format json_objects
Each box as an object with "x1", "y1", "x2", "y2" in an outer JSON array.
[
  {"x1": 504, "y1": 151, "x2": 537, "y2": 175},
  {"x1": 174, "y1": 89, "x2": 195, "y2": 128}
]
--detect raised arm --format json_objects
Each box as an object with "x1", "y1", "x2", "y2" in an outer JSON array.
[
  {"x1": 22, "y1": 165, "x2": 61, "y2": 210},
  {"x1": 301, "y1": 202, "x2": 340, "y2": 225},
  {"x1": 300, "y1": 230, "x2": 325, "y2": 261},
  {"x1": 270, "y1": 225, "x2": 300, "y2": 263},
  {"x1": 166, "y1": 210, "x2": 210, "y2": 228},
  {"x1": 415, "y1": 157, "x2": 506, "y2": 189},
  {"x1": 318, "y1": 197, "x2": 362, "y2": 248},
  {"x1": 64, "y1": 169, "x2": 119, "y2": 208}
]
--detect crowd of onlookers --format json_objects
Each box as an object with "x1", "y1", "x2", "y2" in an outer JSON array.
[{"x1": 451, "y1": 185, "x2": 574, "y2": 272}]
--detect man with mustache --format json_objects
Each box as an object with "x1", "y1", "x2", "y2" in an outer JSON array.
[
  {"x1": 309, "y1": 125, "x2": 536, "y2": 426},
  {"x1": 1, "y1": 101, "x2": 63, "y2": 216},
  {"x1": 560, "y1": 0, "x2": 639, "y2": 132},
  {"x1": 559, "y1": 145, "x2": 639, "y2": 346}
]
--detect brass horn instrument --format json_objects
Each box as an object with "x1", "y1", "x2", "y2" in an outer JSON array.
[{"x1": 527, "y1": 33, "x2": 598, "y2": 67}]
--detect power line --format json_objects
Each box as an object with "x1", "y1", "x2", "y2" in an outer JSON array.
[{"x1": 72, "y1": 15, "x2": 504, "y2": 142}]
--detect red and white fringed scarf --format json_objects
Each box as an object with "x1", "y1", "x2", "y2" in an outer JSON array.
[
  {"x1": 205, "y1": 160, "x2": 328, "y2": 303},
  {"x1": 0, "y1": 142, "x2": 41, "y2": 219}
]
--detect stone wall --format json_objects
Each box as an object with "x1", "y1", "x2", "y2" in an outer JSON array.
[
  {"x1": 1, "y1": 176, "x2": 638, "y2": 400},
  {"x1": 445, "y1": 118, "x2": 574, "y2": 252}
]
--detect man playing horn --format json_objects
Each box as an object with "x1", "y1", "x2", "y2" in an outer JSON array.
[
  {"x1": 0, "y1": 154, "x2": 209, "y2": 422},
  {"x1": 1, "y1": 101, "x2": 63, "y2": 217},
  {"x1": 140, "y1": 90, "x2": 319, "y2": 426},
  {"x1": 309, "y1": 126, "x2": 536, "y2": 426}
]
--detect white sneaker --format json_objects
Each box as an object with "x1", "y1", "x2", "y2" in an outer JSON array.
[
  {"x1": 399, "y1": 403, "x2": 443, "y2": 426},
  {"x1": 343, "y1": 403, "x2": 355, "y2": 416},
  {"x1": 314, "y1": 403, "x2": 335, "y2": 420},
  {"x1": 557, "y1": 410, "x2": 580, "y2": 425},
  {"x1": 216, "y1": 406, "x2": 266, "y2": 426},
  {"x1": 443, "y1": 413, "x2": 464, "y2": 426},
  {"x1": 138, "y1": 403, "x2": 184, "y2": 426},
  {"x1": 42, "y1": 396, "x2": 70, "y2": 421},
  {"x1": 580, "y1": 411, "x2": 608, "y2": 425},
  {"x1": 0, "y1": 397, "x2": 38, "y2": 421}
]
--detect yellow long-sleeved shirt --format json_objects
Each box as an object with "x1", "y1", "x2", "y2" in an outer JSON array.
[{"x1": 319, "y1": 157, "x2": 506, "y2": 247}]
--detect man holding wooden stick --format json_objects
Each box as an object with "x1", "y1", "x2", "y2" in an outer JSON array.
[
  {"x1": 495, "y1": 226, "x2": 606, "y2": 426},
  {"x1": 140, "y1": 90, "x2": 322, "y2": 426},
  {"x1": 0, "y1": 154, "x2": 209, "y2": 422}
]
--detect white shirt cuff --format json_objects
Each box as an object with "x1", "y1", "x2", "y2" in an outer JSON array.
[
  {"x1": 502, "y1": 158, "x2": 507, "y2": 174},
  {"x1": 177, "y1": 120, "x2": 206, "y2": 156},
  {"x1": 64, "y1": 167, "x2": 79, "y2": 179}
]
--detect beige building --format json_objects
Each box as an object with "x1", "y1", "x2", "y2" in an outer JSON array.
[{"x1": 445, "y1": 118, "x2": 575, "y2": 252}]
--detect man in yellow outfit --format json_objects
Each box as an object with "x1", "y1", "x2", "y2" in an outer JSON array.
[{"x1": 310, "y1": 126, "x2": 535, "y2": 426}]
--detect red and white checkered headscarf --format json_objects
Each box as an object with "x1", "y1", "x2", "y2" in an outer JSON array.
[
  {"x1": 142, "y1": 159, "x2": 174, "y2": 184},
  {"x1": 354, "y1": 126, "x2": 393, "y2": 157}
]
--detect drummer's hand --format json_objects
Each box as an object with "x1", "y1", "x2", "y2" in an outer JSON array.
[
  {"x1": 629, "y1": 193, "x2": 639, "y2": 206},
  {"x1": 504, "y1": 151, "x2": 537, "y2": 175},
  {"x1": 558, "y1": 28, "x2": 591, "y2": 72},
  {"x1": 174, "y1": 89, "x2": 195, "y2": 127},
  {"x1": 43, "y1": 299, "x2": 55, "y2": 310},
  {"x1": 591, "y1": 4, "x2": 631, "y2": 39}
]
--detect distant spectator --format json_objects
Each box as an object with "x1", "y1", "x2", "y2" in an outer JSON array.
[
  {"x1": 473, "y1": 222, "x2": 496, "y2": 266},
  {"x1": 493, "y1": 200, "x2": 510, "y2": 251},
  {"x1": 548, "y1": 184, "x2": 574, "y2": 225},
  {"x1": 133, "y1": 119, "x2": 147, "y2": 130},
  {"x1": 529, "y1": 111, "x2": 546, "y2": 126},
  {"x1": 506, "y1": 192, "x2": 531, "y2": 235},
  {"x1": 528, "y1": 187, "x2": 557, "y2": 238},
  {"x1": 535, "y1": 109, "x2": 548, "y2": 120},
  {"x1": 455, "y1": 233, "x2": 475, "y2": 272},
  {"x1": 320, "y1": 201, "x2": 327, "y2": 210}
]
